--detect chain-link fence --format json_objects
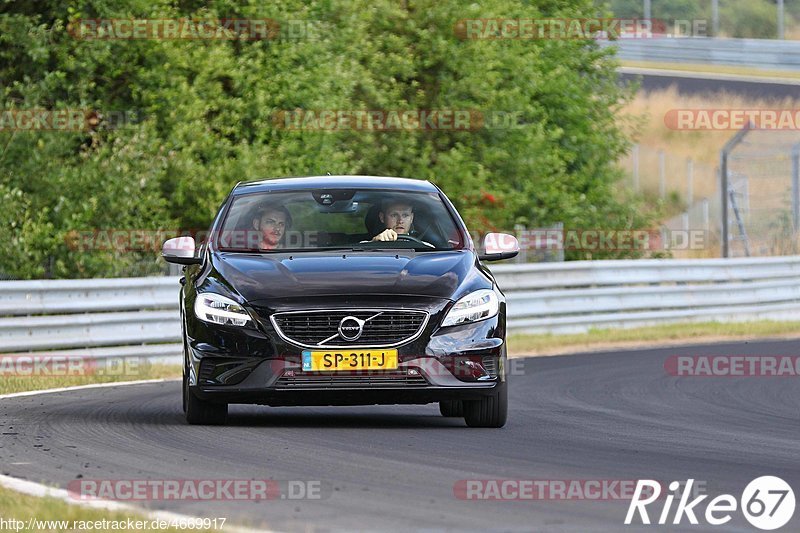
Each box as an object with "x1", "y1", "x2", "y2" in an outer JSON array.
[
  {"x1": 623, "y1": 145, "x2": 717, "y2": 205},
  {"x1": 725, "y1": 130, "x2": 800, "y2": 257},
  {"x1": 633, "y1": 129, "x2": 800, "y2": 259},
  {"x1": 597, "y1": 0, "x2": 800, "y2": 40},
  {"x1": 620, "y1": 145, "x2": 717, "y2": 258}
]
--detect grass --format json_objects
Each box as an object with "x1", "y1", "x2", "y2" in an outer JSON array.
[
  {"x1": 0, "y1": 485, "x2": 212, "y2": 532},
  {"x1": 617, "y1": 86, "x2": 800, "y2": 211},
  {"x1": 622, "y1": 86, "x2": 800, "y2": 168},
  {"x1": 620, "y1": 60, "x2": 800, "y2": 81},
  {"x1": 508, "y1": 320, "x2": 800, "y2": 356},
  {"x1": 0, "y1": 362, "x2": 196, "y2": 532},
  {"x1": 0, "y1": 363, "x2": 181, "y2": 395},
  {"x1": 616, "y1": 85, "x2": 800, "y2": 258}
]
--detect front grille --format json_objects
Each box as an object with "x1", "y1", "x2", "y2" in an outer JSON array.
[
  {"x1": 271, "y1": 310, "x2": 427, "y2": 347},
  {"x1": 275, "y1": 370, "x2": 428, "y2": 389}
]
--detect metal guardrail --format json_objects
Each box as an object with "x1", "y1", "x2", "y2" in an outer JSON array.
[
  {"x1": 2, "y1": 256, "x2": 800, "y2": 358},
  {"x1": 0, "y1": 277, "x2": 183, "y2": 361},
  {"x1": 492, "y1": 256, "x2": 800, "y2": 333},
  {"x1": 603, "y1": 37, "x2": 800, "y2": 72}
]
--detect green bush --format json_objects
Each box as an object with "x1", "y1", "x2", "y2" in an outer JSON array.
[
  {"x1": 720, "y1": 0, "x2": 778, "y2": 38},
  {"x1": 0, "y1": 0, "x2": 652, "y2": 278}
]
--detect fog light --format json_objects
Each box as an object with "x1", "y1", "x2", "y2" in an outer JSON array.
[
  {"x1": 443, "y1": 356, "x2": 491, "y2": 381},
  {"x1": 408, "y1": 368, "x2": 420, "y2": 376},
  {"x1": 284, "y1": 370, "x2": 295, "y2": 377}
]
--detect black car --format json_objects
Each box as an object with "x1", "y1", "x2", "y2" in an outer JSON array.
[{"x1": 162, "y1": 176, "x2": 519, "y2": 427}]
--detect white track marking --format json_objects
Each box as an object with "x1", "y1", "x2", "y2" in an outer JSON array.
[
  {"x1": 0, "y1": 378, "x2": 179, "y2": 400},
  {"x1": 1, "y1": 380, "x2": 274, "y2": 533}
]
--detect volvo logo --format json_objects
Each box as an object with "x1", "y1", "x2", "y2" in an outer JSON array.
[{"x1": 338, "y1": 316, "x2": 364, "y2": 341}]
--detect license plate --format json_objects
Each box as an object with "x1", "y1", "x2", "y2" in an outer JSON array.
[{"x1": 302, "y1": 350, "x2": 398, "y2": 371}]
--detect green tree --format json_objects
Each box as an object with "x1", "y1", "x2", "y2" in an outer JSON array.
[{"x1": 0, "y1": 0, "x2": 652, "y2": 278}]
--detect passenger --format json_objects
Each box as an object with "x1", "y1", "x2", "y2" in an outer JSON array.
[{"x1": 251, "y1": 204, "x2": 292, "y2": 250}]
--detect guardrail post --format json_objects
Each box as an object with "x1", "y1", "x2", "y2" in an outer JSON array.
[
  {"x1": 720, "y1": 123, "x2": 753, "y2": 258},
  {"x1": 712, "y1": 0, "x2": 719, "y2": 36},
  {"x1": 514, "y1": 224, "x2": 524, "y2": 263},
  {"x1": 792, "y1": 143, "x2": 800, "y2": 230}
]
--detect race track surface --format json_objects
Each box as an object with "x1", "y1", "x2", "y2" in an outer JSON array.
[
  {"x1": 619, "y1": 70, "x2": 800, "y2": 99},
  {"x1": 2, "y1": 339, "x2": 799, "y2": 532}
]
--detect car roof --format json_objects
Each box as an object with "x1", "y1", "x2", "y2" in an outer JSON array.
[{"x1": 233, "y1": 176, "x2": 439, "y2": 195}]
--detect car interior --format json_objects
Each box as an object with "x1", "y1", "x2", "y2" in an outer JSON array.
[{"x1": 220, "y1": 190, "x2": 462, "y2": 250}]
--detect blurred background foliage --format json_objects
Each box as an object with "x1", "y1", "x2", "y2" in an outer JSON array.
[
  {"x1": 599, "y1": 0, "x2": 796, "y2": 39},
  {"x1": 0, "y1": 0, "x2": 652, "y2": 278}
]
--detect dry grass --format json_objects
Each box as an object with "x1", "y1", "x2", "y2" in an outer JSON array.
[
  {"x1": 508, "y1": 320, "x2": 800, "y2": 356},
  {"x1": 0, "y1": 363, "x2": 181, "y2": 395},
  {"x1": 0, "y1": 484, "x2": 213, "y2": 532},
  {"x1": 618, "y1": 87, "x2": 800, "y2": 202}
]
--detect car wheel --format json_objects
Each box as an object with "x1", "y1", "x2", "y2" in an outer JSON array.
[
  {"x1": 182, "y1": 338, "x2": 188, "y2": 414},
  {"x1": 184, "y1": 369, "x2": 228, "y2": 425},
  {"x1": 439, "y1": 400, "x2": 464, "y2": 417},
  {"x1": 463, "y1": 380, "x2": 507, "y2": 428},
  {"x1": 182, "y1": 368, "x2": 187, "y2": 413}
]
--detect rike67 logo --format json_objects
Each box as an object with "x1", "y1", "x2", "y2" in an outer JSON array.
[{"x1": 626, "y1": 477, "x2": 795, "y2": 530}]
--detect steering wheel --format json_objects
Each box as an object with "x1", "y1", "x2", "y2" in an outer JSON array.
[{"x1": 396, "y1": 234, "x2": 436, "y2": 248}]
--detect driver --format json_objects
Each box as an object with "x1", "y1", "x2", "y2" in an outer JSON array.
[{"x1": 372, "y1": 200, "x2": 414, "y2": 242}]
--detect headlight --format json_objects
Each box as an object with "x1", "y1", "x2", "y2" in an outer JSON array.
[
  {"x1": 441, "y1": 289, "x2": 499, "y2": 327},
  {"x1": 194, "y1": 293, "x2": 252, "y2": 326}
]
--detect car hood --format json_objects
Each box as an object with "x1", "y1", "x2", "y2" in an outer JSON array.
[{"x1": 210, "y1": 250, "x2": 487, "y2": 302}]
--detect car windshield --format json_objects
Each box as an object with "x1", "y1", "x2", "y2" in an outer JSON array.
[{"x1": 215, "y1": 189, "x2": 466, "y2": 252}]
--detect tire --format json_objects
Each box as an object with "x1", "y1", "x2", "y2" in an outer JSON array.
[
  {"x1": 463, "y1": 380, "x2": 507, "y2": 428},
  {"x1": 181, "y1": 332, "x2": 189, "y2": 414},
  {"x1": 184, "y1": 369, "x2": 228, "y2": 425},
  {"x1": 439, "y1": 400, "x2": 464, "y2": 417},
  {"x1": 182, "y1": 369, "x2": 187, "y2": 413}
]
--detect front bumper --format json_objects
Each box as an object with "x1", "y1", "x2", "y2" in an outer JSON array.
[
  {"x1": 185, "y1": 299, "x2": 506, "y2": 407},
  {"x1": 192, "y1": 355, "x2": 503, "y2": 406}
]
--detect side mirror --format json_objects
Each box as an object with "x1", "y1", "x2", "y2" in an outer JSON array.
[
  {"x1": 162, "y1": 236, "x2": 202, "y2": 265},
  {"x1": 479, "y1": 233, "x2": 520, "y2": 262}
]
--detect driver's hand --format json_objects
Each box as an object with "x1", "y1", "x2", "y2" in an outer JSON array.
[{"x1": 372, "y1": 229, "x2": 397, "y2": 242}]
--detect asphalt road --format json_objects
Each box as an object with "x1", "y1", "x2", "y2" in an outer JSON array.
[
  {"x1": 619, "y1": 70, "x2": 800, "y2": 99},
  {"x1": 2, "y1": 339, "x2": 800, "y2": 532}
]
